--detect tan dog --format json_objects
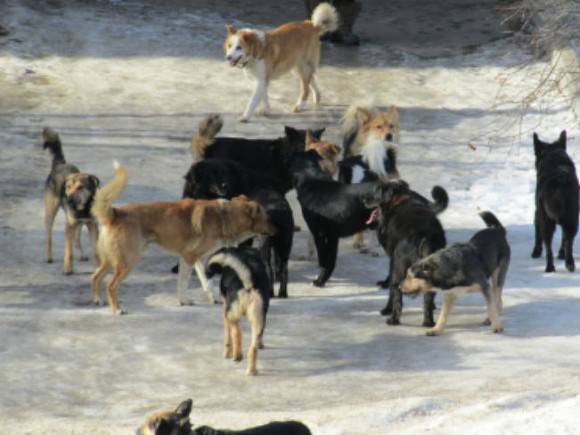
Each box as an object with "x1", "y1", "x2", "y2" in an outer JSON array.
[
  {"x1": 42, "y1": 128, "x2": 100, "y2": 274},
  {"x1": 90, "y1": 162, "x2": 276, "y2": 314},
  {"x1": 223, "y1": 3, "x2": 338, "y2": 122},
  {"x1": 305, "y1": 129, "x2": 342, "y2": 176}
]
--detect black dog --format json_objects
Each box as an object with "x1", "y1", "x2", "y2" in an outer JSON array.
[
  {"x1": 290, "y1": 149, "x2": 398, "y2": 286},
  {"x1": 531, "y1": 131, "x2": 579, "y2": 272},
  {"x1": 181, "y1": 158, "x2": 294, "y2": 298},
  {"x1": 364, "y1": 182, "x2": 448, "y2": 326},
  {"x1": 190, "y1": 114, "x2": 325, "y2": 194},
  {"x1": 137, "y1": 399, "x2": 311, "y2": 435},
  {"x1": 401, "y1": 211, "x2": 510, "y2": 335}
]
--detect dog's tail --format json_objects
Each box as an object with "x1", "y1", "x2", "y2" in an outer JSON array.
[
  {"x1": 430, "y1": 186, "x2": 449, "y2": 215},
  {"x1": 91, "y1": 161, "x2": 128, "y2": 226},
  {"x1": 311, "y1": 3, "x2": 339, "y2": 35},
  {"x1": 42, "y1": 127, "x2": 66, "y2": 167},
  {"x1": 191, "y1": 114, "x2": 223, "y2": 163},
  {"x1": 341, "y1": 105, "x2": 365, "y2": 157},
  {"x1": 479, "y1": 211, "x2": 506, "y2": 234},
  {"x1": 207, "y1": 250, "x2": 254, "y2": 291}
]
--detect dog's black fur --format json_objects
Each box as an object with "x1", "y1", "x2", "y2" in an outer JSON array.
[
  {"x1": 363, "y1": 183, "x2": 448, "y2": 326},
  {"x1": 290, "y1": 149, "x2": 399, "y2": 286},
  {"x1": 201, "y1": 127, "x2": 325, "y2": 194},
  {"x1": 338, "y1": 148, "x2": 397, "y2": 185},
  {"x1": 137, "y1": 399, "x2": 311, "y2": 435},
  {"x1": 181, "y1": 159, "x2": 293, "y2": 297},
  {"x1": 531, "y1": 131, "x2": 579, "y2": 272}
]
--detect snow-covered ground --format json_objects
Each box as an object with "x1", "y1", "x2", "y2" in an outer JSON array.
[{"x1": 1, "y1": 0, "x2": 579, "y2": 433}]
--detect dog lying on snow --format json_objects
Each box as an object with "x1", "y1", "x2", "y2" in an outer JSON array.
[
  {"x1": 181, "y1": 158, "x2": 294, "y2": 299},
  {"x1": 401, "y1": 211, "x2": 510, "y2": 336},
  {"x1": 90, "y1": 162, "x2": 275, "y2": 314},
  {"x1": 223, "y1": 3, "x2": 338, "y2": 121},
  {"x1": 137, "y1": 399, "x2": 312, "y2": 435},
  {"x1": 42, "y1": 127, "x2": 100, "y2": 275},
  {"x1": 206, "y1": 246, "x2": 271, "y2": 376},
  {"x1": 531, "y1": 131, "x2": 579, "y2": 273},
  {"x1": 363, "y1": 182, "x2": 448, "y2": 326},
  {"x1": 190, "y1": 114, "x2": 325, "y2": 194}
]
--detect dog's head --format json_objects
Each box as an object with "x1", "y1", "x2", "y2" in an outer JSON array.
[
  {"x1": 285, "y1": 126, "x2": 326, "y2": 154},
  {"x1": 361, "y1": 180, "x2": 408, "y2": 209},
  {"x1": 232, "y1": 195, "x2": 277, "y2": 236},
  {"x1": 136, "y1": 399, "x2": 192, "y2": 435},
  {"x1": 399, "y1": 240, "x2": 438, "y2": 295},
  {"x1": 64, "y1": 173, "x2": 100, "y2": 218},
  {"x1": 345, "y1": 106, "x2": 400, "y2": 150},
  {"x1": 533, "y1": 130, "x2": 567, "y2": 161},
  {"x1": 183, "y1": 160, "x2": 243, "y2": 200},
  {"x1": 289, "y1": 150, "x2": 330, "y2": 186},
  {"x1": 224, "y1": 25, "x2": 264, "y2": 68},
  {"x1": 305, "y1": 130, "x2": 342, "y2": 176}
]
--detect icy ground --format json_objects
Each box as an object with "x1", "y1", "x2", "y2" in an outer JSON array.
[{"x1": 1, "y1": 0, "x2": 580, "y2": 434}]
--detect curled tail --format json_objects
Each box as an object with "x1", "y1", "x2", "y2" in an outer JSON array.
[
  {"x1": 311, "y1": 3, "x2": 339, "y2": 35},
  {"x1": 479, "y1": 211, "x2": 506, "y2": 234},
  {"x1": 207, "y1": 249, "x2": 254, "y2": 291},
  {"x1": 191, "y1": 114, "x2": 223, "y2": 163},
  {"x1": 91, "y1": 161, "x2": 128, "y2": 226},
  {"x1": 42, "y1": 127, "x2": 66, "y2": 167},
  {"x1": 430, "y1": 186, "x2": 449, "y2": 215}
]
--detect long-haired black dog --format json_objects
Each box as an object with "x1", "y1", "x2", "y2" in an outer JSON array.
[
  {"x1": 290, "y1": 149, "x2": 400, "y2": 287},
  {"x1": 363, "y1": 182, "x2": 448, "y2": 326},
  {"x1": 531, "y1": 131, "x2": 579, "y2": 272},
  {"x1": 181, "y1": 158, "x2": 294, "y2": 298}
]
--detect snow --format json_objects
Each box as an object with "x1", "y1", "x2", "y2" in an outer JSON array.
[{"x1": 1, "y1": 0, "x2": 579, "y2": 434}]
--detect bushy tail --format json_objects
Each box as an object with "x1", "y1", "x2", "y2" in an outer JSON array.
[
  {"x1": 340, "y1": 105, "x2": 364, "y2": 157},
  {"x1": 42, "y1": 127, "x2": 66, "y2": 166},
  {"x1": 311, "y1": 3, "x2": 339, "y2": 35},
  {"x1": 191, "y1": 114, "x2": 223, "y2": 163},
  {"x1": 430, "y1": 186, "x2": 449, "y2": 215},
  {"x1": 91, "y1": 161, "x2": 128, "y2": 226},
  {"x1": 207, "y1": 250, "x2": 254, "y2": 290},
  {"x1": 479, "y1": 211, "x2": 505, "y2": 234}
]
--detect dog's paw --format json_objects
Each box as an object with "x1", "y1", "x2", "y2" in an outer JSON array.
[
  {"x1": 386, "y1": 317, "x2": 400, "y2": 326},
  {"x1": 482, "y1": 318, "x2": 491, "y2": 326},
  {"x1": 566, "y1": 260, "x2": 575, "y2": 272},
  {"x1": 312, "y1": 278, "x2": 326, "y2": 287},
  {"x1": 63, "y1": 269, "x2": 73, "y2": 276},
  {"x1": 492, "y1": 325, "x2": 504, "y2": 333},
  {"x1": 278, "y1": 292, "x2": 288, "y2": 299},
  {"x1": 114, "y1": 308, "x2": 128, "y2": 315},
  {"x1": 45, "y1": 258, "x2": 53, "y2": 264},
  {"x1": 426, "y1": 328, "x2": 441, "y2": 336},
  {"x1": 179, "y1": 299, "x2": 195, "y2": 306},
  {"x1": 233, "y1": 354, "x2": 243, "y2": 363},
  {"x1": 558, "y1": 250, "x2": 566, "y2": 260},
  {"x1": 422, "y1": 319, "x2": 436, "y2": 328},
  {"x1": 246, "y1": 367, "x2": 258, "y2": 376},
  {"x1": 224, "y1": 348, "x2": 233, "y2": 359},
  {"x1": 531, "y1": 247, "x2": 542, "y2": 258},
  {"x1": 238, "y1": 116, "x2": 250, "y2": 123},
  {"x1": 379, "y1": 306, "x2": 392, "y2": 316},
  {"x1": 545, "y1": 264, "x2": 556, "y2": 273},
  {"x1": 376, "y1": 280, "x2": 389, "y2": 289}
]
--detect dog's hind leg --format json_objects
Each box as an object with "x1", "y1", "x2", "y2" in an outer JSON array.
[
  {"x1": 246, "y1": 295, "x2": 264, "y2": 376},
  {"x1": 540, "y1": 214, "x2": 556, "y2": 272},
  {"x1": 87, "y1": 221, "x2": 99, "y2": 263},
  {"x1": 484, "y1": 282, "x2": 503, "y2": 333},
  {"x1": 43, "y1": 189, "x2": 60, "y2": 263},
  {"x1": 422, "y1": 292, "x2": 436, "y2": 327},
  {"x1": 106, "y1": 264, "x2": 130, "y2": 315},
  {"x1": 91, "y1": 259, "x2": 110, "y2": 305},
  {"x1": 231, "y1": 321, "x2": 243, "y2": 362},
  {"x1": 312, "y1": 232, "x2": 338, "y2": 287},
  {"x1": 63, "y1": 222, "x2": 76, "y2": 275},
  {"x1": 292, "y1": 64, "x2": 313, "y2": 113},
  {"x1": 561, "y1": 221, "x2": 577, "y2": 272},
  {"x1": 177, "y1": 257, "x2": 196, "y2": 305},
  {"x1": 310, "y1": 75, "x2": 321, "y2": 107},
  {"x1": 223, "y1": 306, "x2": 233, "y2": 359},
  {"x1": 426, "y1": 292, "x2": 457, "y2": 336}
]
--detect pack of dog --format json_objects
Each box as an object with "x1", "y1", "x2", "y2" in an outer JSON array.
[
  {"x1": 400, "y1": 211, "x2": 510, "y2": 336},
  {"x1": 42, "y1": 128, "x2": 100, "y2": 275},
  {"x1": 531, "y1": 130, "x2": 579, "y2": 273},
  {"x1": 363, "y1": 181, "x2": 448, "y2": 326},
  {"x1": 137, "y1": 399, "x2": 312, "y2": 435},
  {"x1": 223, "y1": 3, "x2": 338, "y2": 121}
]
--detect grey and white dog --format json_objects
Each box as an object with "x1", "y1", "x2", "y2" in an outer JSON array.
[{"x1": 400, "y1": 211, "x2": 510, "y2": 336}]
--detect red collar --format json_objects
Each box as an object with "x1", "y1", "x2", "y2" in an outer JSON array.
[{"x1": 390, "y1": 194, "x2": 410, "y2": 208}]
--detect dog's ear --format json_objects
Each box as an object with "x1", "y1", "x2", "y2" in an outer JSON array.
[
  {"x1": 558, "y1": 130, "x2": 567, "y2": 149},
  {"x1": 88, "y1": 175, "x2": 100, "y2": 190},
  {"x1": 356, "y1": 107, "x2": 372, "y2": 126},
  {"x1": 174, "y1": 399, "x2": 192, "y2": 419},
  {"x1": 533, "y1": 132, "x2": 542, "y2": 155},
  {"x1": 226, "y1": 23, "x2": 236, "y2": 35},
  {"x1": 418, "y1": 238, "x2": 431, "y2": 258},
  {"x1": 305, "y1": 130, "x2": 315, "y2": 149},
  {"x1": 386, "y1": 105, "x2": 399, "y2": 121},
  {"x1": 311, "y1": 127, "x2": 325, "y2": 140}
]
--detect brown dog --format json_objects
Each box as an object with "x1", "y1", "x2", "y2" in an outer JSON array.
[
  {"x1": 42, "y1": 128, "x2": 100, "y2": 275},
  {"x1": 305, "y1": 129, "x2": 342, "y2": 176},
  {"x1": 90, "y1": 162, "x2": 276, "y2": 314}
]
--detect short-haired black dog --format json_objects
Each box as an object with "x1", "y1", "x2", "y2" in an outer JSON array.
[
  {"x1": 190, "y1": 114, "x2": 325, "y2": 194},
  {"x1": 137, "y1": 399, "x2": 312, "y2": 435},
  {"x1": 363, "y1": 182, "x2": 448, "y2": 326},
  {"x1": 400, "y1": 211, "x2": 510, "y2": 336},
  {"x1": 290, "y1": 149, "x2": 399, "y2": 287},
  {"x1": 181, "y1": 158, "x2": 294, "y2": 298},
  {"x1": 531, "y1": 131, "x2": 579, "y2": 272}
]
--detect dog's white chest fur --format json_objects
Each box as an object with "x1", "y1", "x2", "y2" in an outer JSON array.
[{"x1": 361, "y1": 137, "x2": 389, "y2": 180}]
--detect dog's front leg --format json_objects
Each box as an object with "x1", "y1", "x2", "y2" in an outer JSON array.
[
  {"x1": 63, "y1": 222, "x2": 75, "y2": 275},
  {"x1": 426, "y1": 292, "x2": 457, "y2": 336},
  {"x1": 194, "y1": 259, "x2": 216, "y2": 304},
  {"x1": 87, "y1": 221, "x2": 100, "y2": 264},
  {"x1": 240, "y1": 64, "x2": 267, "y2": 122},
  {"x1": 177, "y1": 257, "x2": 195, "y2": 306}
]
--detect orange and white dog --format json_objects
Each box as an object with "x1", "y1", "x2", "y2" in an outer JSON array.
[{"x1": 223, "y1": 3, "x2": 338, "y2": 122}]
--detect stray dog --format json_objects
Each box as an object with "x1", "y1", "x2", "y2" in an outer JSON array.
[
  {"x1": 363, "y1": 182, "x2": 448, "y2": 326},
  {"x1": 90, "y1": 162, "x2": 275, "y2": 314},
  {"x1": 206, "y1": 246, "x2": 271, "y2": 376},
  {"x1": 181, "y1": 159, "x2": 294, "y2": 298},
  {"x1": 42, "y1": 127, "x2": 100, "y2": 274},
  {"x1": 400, "y1": 211, "x2": 510, "y2": 336},
  {"x1": 191, "y1": 114, "x2": 325, "y2": 194},
  {"x1": 304, "y1": 129, "x2": 342, "y2": 176},
  {"x1": 341, "y1": 105, "x2": 401, "y2": 180},
  {"x1": 223, "y1": 3, "x2": 338, "y2": 121},
  {"x1": 137, "y1": 399, "x2": 312, "y2": 435},
  {"x1": 531, "y1": 131, "x2": 579, "y2": 272},
  {"x1": 291, "y1": 149, "x2": 400, "y2": 286}
]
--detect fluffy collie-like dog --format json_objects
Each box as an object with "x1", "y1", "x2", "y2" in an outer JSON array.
[{"x1": 223, "y1": 3, "x2": 338, "y2": 122}]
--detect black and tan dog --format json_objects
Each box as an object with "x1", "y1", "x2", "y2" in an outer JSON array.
[
  {"x1": 400, "y1": 211, "x2": 510, "y2": 336},
  {"x1": 531, "y1": 131, "x2": 579, "y2": 273},
  {"x1": 206, "y1": 246, "x2": 272, "y2": 376},
  {"x1": 137, "y1": 399, "x2": 312, "y2": 435},
  {"x1": 90, "y1": 162, "x2": 275, "y2": 314},
  {"x1": 42, "y1": 127, "x2": 100, "y2": 275}
]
